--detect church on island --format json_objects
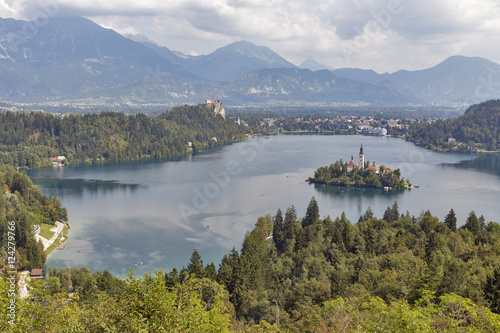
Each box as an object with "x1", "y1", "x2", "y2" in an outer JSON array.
[
  {"x1": 346, "y1": 144, "x2": 366, "y2": 172},
  {"x1": 309, "y1": 144, "x2": 411, "y2": 190},
  {"x1": 346, "y1": 144, "x2": 389, "y2": 175}
]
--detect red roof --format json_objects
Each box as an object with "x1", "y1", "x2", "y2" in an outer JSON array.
[
  {"x1": 347, "y1": 159, "x2": 356, "y2": 166},
  {"x1": 367, "y1": 165, "x2": 379, "y2": 171}
]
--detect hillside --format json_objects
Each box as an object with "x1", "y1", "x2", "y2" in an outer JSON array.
[
  {"x1": 2, "y1": 199, "x2": 500, "y2": 331},
  {"x1": 406, "y1": 99, "x2": 500, "y2": 151},
  {"x1": 333, "y1": 56, "x2": 500, "y2": 104},
  {"x1": 0, "y1": 165, "x2": 67, "y2": 270},
  {"x1": 0, "y1": 103, "x2": 246, "y2": 168},
  {"x1": 0, "y1": 16, "x2": 200, "y2": 103},
  {"x1": 224, "y1": 68, "x2": 420, "y2": 105}
]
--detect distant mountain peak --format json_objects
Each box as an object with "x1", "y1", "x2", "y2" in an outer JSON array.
[
  {"x1": 436, "y1": 55, "x2": 490, "y2": 65},
  {"x1": 212, "y1": 39, "x2": 291, "y2": 61},
  {"x1": 300, "y1": 58, "x2": 333, "y2": 71},
  {"x1": 124, "y1": 33, "x2": 159, "y2": 46},
  {"x1": 188, "y1": 39, "x2": 296, "y2": 81}
]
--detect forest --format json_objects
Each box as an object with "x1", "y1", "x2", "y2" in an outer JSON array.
[
  {"x1": 310, "y1": 159, "x2": 410, "y2": 189},
  {"x1": 0, "y1": 166, "x2": 67, "y2": 270},
  {"x1": 0, "y1": 103, "x2": 247, "y2": 168},
  {"x1": 2, "y1": 198, "x2": 499, "y2": 332},
  {"x1": 405, "y1": 99, "x2": 500, "y2": 152}
]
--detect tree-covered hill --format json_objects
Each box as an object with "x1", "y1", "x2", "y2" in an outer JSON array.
[
  {"x1": 208, "y1": 198, "x2": 500, "y2": 331},
  {"x1": 0, "y1": 104, "x2": 246, "y2": 168},
  {"x1": 6, "y1": 198, "x2": 500, "y2": 332},
  {"x1": 0, "y1": 166, "x2": 67, "y2": 271},
  {"x1": 406, "y1": 99, "x2": 500, "y2": 151}
]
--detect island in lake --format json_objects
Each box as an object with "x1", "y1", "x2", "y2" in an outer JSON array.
[{"x1": 308, "y1": 144, "x2": 412, "y2": 189}]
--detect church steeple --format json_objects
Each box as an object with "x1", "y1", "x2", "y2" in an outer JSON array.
[{"x1": 358, "y1": 144, "x2": 364, "y2": 169}]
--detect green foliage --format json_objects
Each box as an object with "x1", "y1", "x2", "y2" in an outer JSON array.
[
  {"x1": 272, "y1": 209, "x2": 284, "y2": 253},
  {"x1": 406, "y1": 99, "x2": 500, "y2": 152},
  {"x1": 311, "y1": 159, "x2": 409, "y2": 189},
  {"x1": 0, "y1": 104, "x2": 246, "y2": 168},
  {"x1": 188, "y1": 249, "x2": 205, "y2": 278},
  {"x1": 445, "y1": 208, "x2": 457, "y2": 232},
  {"x1": 306, "y1": 292, "x2": 500, "y2": 333},
  {"x1": 210, "y1": 201, "x2": 500, "y2": 331},
  {"x1": 0, "y1": 269, "x2": 233, "y2": 332},
  {"x1": 0, "y1": 166, "x2": 65, "y2": 269},
  {"x1": 2, "y1": 199, "x2": 500, "y2": 332},
  {"x1": 302, "y1": 197, "x2": 319, "y2": 228},
  {"x1": 484, "y1": 267, "x2": 500, "y2": 314},
  {"x1": 463, "y1": 211, "x2": 481, "y2": 236}
]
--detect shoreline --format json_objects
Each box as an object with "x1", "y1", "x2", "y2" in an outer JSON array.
[{"x1": 35, "y1": 221, "x2": 69, "y2": 256}]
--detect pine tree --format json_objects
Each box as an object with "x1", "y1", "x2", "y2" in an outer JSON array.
[
  {"x1": 164, "y1": 268, "x2": 179, "y2": 289},
  {"x1": 187, "y1": 249, "x2": 205, "y2": 278},
  {"x1": 340, "y1": 212, "x2": 353, "y2": 252},
  {"x1": 363, "y1": 206, "x2": 374, "y2": 221},
  {"x1": 464, "y1": 211, "x2": 481, "y2": 236},
  {"x1": 283, "y1": 206, "x2": 297, "y2": 248},
  {"x1": 444, "y1": 208, "x2": 457, "y2": 232},
  {"x1": 204, "y1": 263, "x2": 217, "y2": 281},
  {"x1": 273, "y1": 209, "x2": 284, "y2": 253},
  {"x1": 484, "y1": 266, "x2": 500, "y2": 314},
  {"x1": 391, "y1": 201, "x2": 399, "y2": 222},
  {"x1": 302, "y1": 196, "x2": 319, "y2": 228},
  {"x1": 383, "y1": 206, "x2": 393, "y2": 222},
  {"x1": 217, "y1": 248, "x2": 239, "y2": 295}
]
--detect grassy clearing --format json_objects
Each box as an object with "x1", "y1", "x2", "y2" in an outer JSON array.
[
  {"x1": 46, "y1": 241, "x2": 58, "y2": 254},
  {"x1": 39, "y1": 223, "x2": 56, "y2": 240},
  {"x1": 45, "y1": 224, "x2": 69, "y2": 255}
]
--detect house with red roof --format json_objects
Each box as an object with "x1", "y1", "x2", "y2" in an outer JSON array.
[{"x1": 366, "y1": 164, "x2": 380, "y2": 174}]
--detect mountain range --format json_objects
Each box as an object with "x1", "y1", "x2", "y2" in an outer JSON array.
[{"x1": 1, "y1": 16, "x2": 500, "y2": 107}]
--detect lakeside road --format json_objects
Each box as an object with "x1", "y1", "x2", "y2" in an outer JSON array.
[{"x1": 35, "y1": 221, "x2": 65, "y2": 251}]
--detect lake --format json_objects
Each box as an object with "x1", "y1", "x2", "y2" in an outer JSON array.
[{"x1": 26, "y1": 135, "x2": 500, "y2": 278}]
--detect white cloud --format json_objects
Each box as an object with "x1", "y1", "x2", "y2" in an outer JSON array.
[
  {"x1": 1, "y1": 0, "x2": 500, "y2": 72},
  {"x1": 0, "y1": 0, "x2": 21, "y2": 18}
]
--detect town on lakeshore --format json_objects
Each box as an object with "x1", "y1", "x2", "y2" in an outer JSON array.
[{"x1": 308, "y1": 144, "x2": 413, "y2": 190}]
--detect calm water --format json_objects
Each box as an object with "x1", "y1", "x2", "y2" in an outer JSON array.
[{"x1": 26, "y1": 135, "x2": 500, "y2": 277}]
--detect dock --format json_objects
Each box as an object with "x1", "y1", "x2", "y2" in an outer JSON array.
[{"x1": 57, "y1": 242, "x2": 67, "y2": 250}]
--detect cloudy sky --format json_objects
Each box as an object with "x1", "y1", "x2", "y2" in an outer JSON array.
[{"x1": 1, "y1": 0, "x2": 500, "y2": 73}]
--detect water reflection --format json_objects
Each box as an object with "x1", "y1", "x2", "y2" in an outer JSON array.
[
  {"x1": 312, "y1": 183, "x2": 406, "y2": 221},
  {"x1": 442, "y1": 154, "x2": 500, "y2": 177},
  {"x1": 313, "y1": 183, "x2": 405, "y2": 199},
  {"x1": 26, "y1": 177, "x2": 142, "y2": 198}
]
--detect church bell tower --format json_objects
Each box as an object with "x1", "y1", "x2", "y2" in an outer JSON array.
[{"x1": 358, "y1": 144, "x2": 364, "y2": 169}]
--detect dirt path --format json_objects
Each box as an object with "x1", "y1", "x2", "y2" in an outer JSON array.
[{"x1": 18, "y1": 271, "x2": 30, "y2": 299}]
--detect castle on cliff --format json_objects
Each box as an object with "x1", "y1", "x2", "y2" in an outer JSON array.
[{"x1": 205, "y1": 99, "x2": 225, "y2": 119}]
